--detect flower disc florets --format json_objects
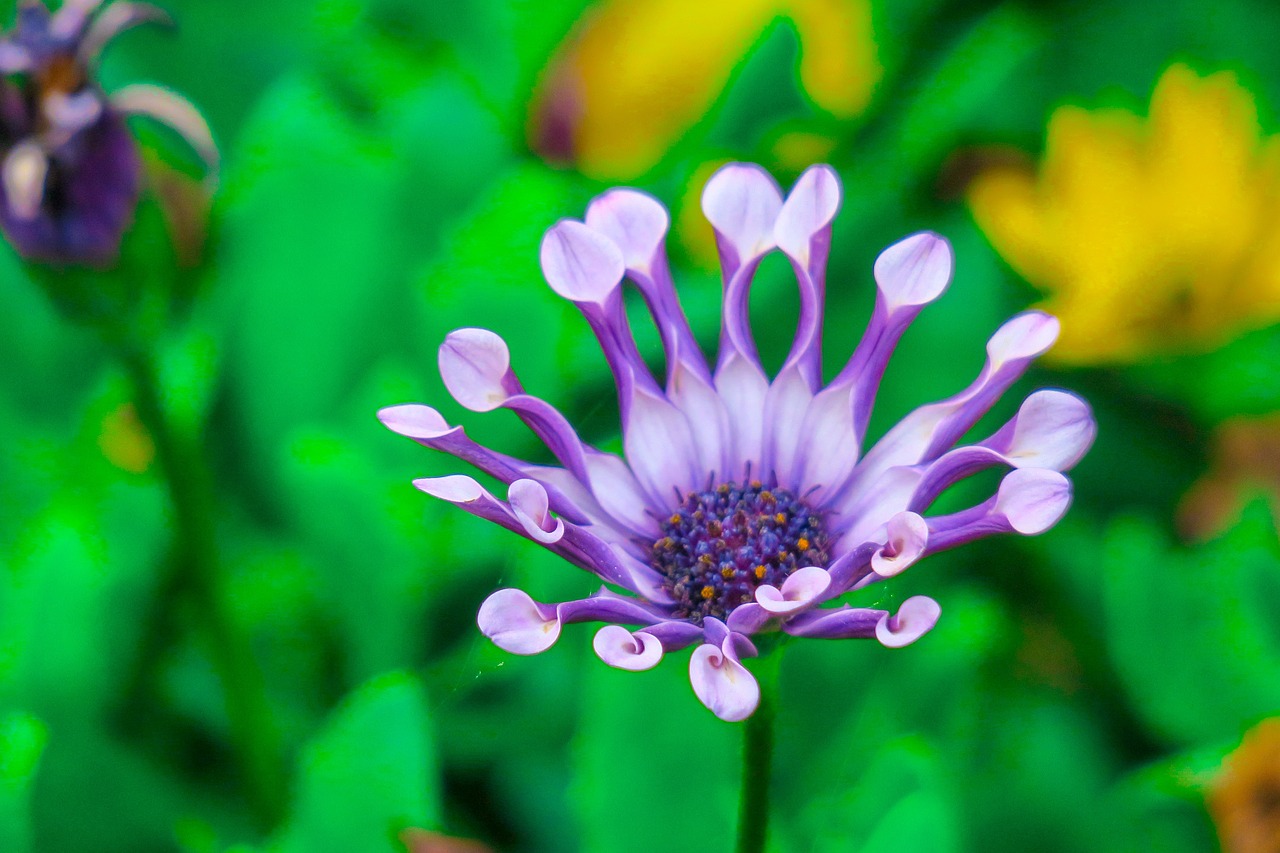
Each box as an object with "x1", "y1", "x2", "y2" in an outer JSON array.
[
  {"x1": 380, "y1": 161, "x2": 1098, "y2": 722},
  {"x1": 654, "y1": 480, "x2": 829, "y2": 622}
]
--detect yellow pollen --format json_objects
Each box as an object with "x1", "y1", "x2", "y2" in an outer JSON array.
[
  {"x1": 721, "y1": 567, "x2": 735, "y2": 579},
  {"x1": 754, "y1": 564, "x2": 767, "y2": 579},
  {"x1": 700, "y1": 585, "x2": 715, "y2": 600},
  {"x1": 774, "y1": 512, "x2": 787, "y2": 524},
  {"x1": 798, "y1": 537, "x2": 810, "y2": 551},
  {"x1": 669, "y1": 514, "x2": 682, "y2": 525}
]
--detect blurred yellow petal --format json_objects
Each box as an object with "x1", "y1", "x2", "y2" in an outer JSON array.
[
  {"x1": 532, "y1": 0, "x2": 877, "y2": 180},
  {"x1": 965, "y1": 65, "x2": 1280, "y2": 364},
  {"x1": 787, "y1": 0, "x2": 879, "y2": 117},
  {"x1": 534, "y1": 0, "x2": 780, "y2": 180}
]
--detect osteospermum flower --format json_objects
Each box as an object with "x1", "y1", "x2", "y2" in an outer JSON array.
[
  {"x1": 0, "y1": 0, "x2": 215, "y2": 264},
  {"x1": 381, "y1": 163, "x2": 1096, "y2": 721}
]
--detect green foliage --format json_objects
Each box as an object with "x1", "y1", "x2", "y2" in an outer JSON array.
[{"x1": 2, "y1": 0, "x2": 1279, "y2": 850}]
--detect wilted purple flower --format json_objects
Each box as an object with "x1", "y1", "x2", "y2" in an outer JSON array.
[
  {"x1": 0, "y1": 0, "x2": 215, "y2": 264},
  {"x1": 381, "y1": 163, "x2": 1096, "y2": 721}
]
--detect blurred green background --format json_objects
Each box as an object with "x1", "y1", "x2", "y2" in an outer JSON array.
[{"x1": 4, "y1": 0, "x2": 1280, "y2": 851}]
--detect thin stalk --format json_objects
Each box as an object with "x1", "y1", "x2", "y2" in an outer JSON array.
[
  {"x1": 119, "y1": 341, "x2": 285, "y2": 828},
  {"x1": 736, "y1": 652, "x2": 782, "y2": 853}
]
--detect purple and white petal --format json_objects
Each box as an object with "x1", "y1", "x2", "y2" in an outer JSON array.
[
  {"x1": 783, "y1": 604, "x2": 886, "y2": 639},
  {"x1": 585, "y1": 187, "x2": 668, "y2": 275},
  {"x1": 438, "y1": 327, "x2": 523, "y2": 412},
  {"x1": 478, "y1": 588, "x2": 561, "y2": 655},
  {"x1": 689, "y1": 636, "x2": 760, "y2": 722},
  {"x1": 702, "y1": 162, "x2": 783, "y2": 275},
  {"x1": 875, "y1": 596, "x2": 941, "y2": 648},
  {"x1": 755, "y1": 565, "x2": 831, "y2": 615},
  {"x1": 541, "y1": 219, "x2": 626, "y2": 304},
  {"x1": 870, "y1": 511, "x2": 928, "y2": 578},
  {"x1": 593, "y1": 625, "x2": 663, "y2": 671},
  {"x1": 507, "y1": 479, "x2": 564, "y2": 544},
  {"x1": 982, "y1": 389, "x2": 1096, "y2": 471}
]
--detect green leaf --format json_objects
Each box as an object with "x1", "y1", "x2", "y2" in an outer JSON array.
[
  {"x1": 0, "y1": 713, "x2": 46, "y2": 853},
  {"x1": 1101, "y1": 502, "x2": 1280, "y2": 746},
  {"x1": 273, "y1": 671, "x2": 439, "y2": 853},
  {"x1": 571, "y1": 658, "x2": 738, "y2": 853}
]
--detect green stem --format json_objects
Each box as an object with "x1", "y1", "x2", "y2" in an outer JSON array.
[
  {"x1": 119, "y1": 341, "x2": 286, "y2": 828},
  {"x1": 736, "y1": 653, "x2": 781, "y2": 853}
]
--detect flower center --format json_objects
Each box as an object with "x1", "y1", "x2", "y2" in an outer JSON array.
[{"x1": 650, "y1": 480, "x2": 830, "y2": 622}]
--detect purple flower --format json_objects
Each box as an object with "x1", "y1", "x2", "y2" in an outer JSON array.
[
  {"x1": 381, "y1": 163, "x2": 1096, "y2": 721},
  {"x1": 0, "y1": 0, "x2": 215, "y2": 265}
]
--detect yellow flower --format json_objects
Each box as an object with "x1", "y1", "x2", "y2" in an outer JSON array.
[
  {"x1": 967, "y1": 65, "x2": 1280, "y2": 364},
  {"x1": 530, "y1": 0, "x2": 879, "y2": 181}
]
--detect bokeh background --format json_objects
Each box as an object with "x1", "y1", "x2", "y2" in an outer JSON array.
[{"x1": 4, "y1": 0, "x2": 1280, "y2": 851}]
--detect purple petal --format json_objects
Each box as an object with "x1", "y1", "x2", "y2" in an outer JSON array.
[
  {"x1": 783, "y1": 604, "x2": 886, "y2": 639},
  {"x1": 773, "y1": 164, "x2": 841, "y2": 268},
  {"x1": 870, "y1": 511, "x2": 928, "y2": 577},
  {"x1": 478, "y1": 588, "x2": 560, "y2": 654},
  {"x1": 772, "y1": 166, "x2": 840, "y2": 389},
  {"x1": 689, "y1": 639, "x2": 760, "y2": 722},
  {"x1": 875, "y1": 596, "x2": 941, "y2": 648},
  {"x1": 584, "y1": 188, "x2": 668, "y2": 274},
  {"x1": 995, "y1": 468, "x2": 1073, "y2": 534},
  {"x1": 763, "y1": 363, "x2": 815, "y2": 488},
  {"x1": 701, "y1": 162, "x2": 783, "y2": 273},
  {"x1": 623, "y1": 384, "x2": 701, "y2": 503},
  {"x1": 668, "y1": 361, "x2": 733, "y2": 480},
  {"x1": 508, "y1": 479, "x2": 564, "y2": 544},
  {"x1": 871, "y1": 232, "x2": 953, "y2": 310},
  {"x1": 593, "y1": 625, "x2": 663, "y2": 671},
  {"x1": 714, "y1": 352, "x2": 769, "y2": 479},
  {"x1": 541, "y1": 219, "x2": 625, "y2": 303},
  {"x1": 0, "y1": 41, "x2": 32, "y2": 73},
  {"x1": 755, "y1": 565, "x2": 831, "y2": 615},
  {"x1": 438, "y1": 328, "x2": 522, "y2": 412},
  {"x1": 831, "y1": 311, "x2": 1060, "y2": 512},
  {"x1": 984, "y1": 389, "x2": 1096, "y2": 471}
]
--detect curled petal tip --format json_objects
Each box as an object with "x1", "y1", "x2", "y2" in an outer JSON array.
[
  {"x1": 508, "y1": 479, "x2": 564, "y2": 543},
  {"x1": 377, "y1": 404, "x2": 453, "y2": 439},
  {"x1": 873, "y1": 231, "x2": 953, "y2": 308},
  {"x1": 988, "y1": 311, "x2": 1060, "y2": 364},
  {"x1": 593, "y1": 626, "x2": 663, "y2": 671},
  {"x1": 996, "y1": 468, "x2": 1072, "y2": 534},
  {"x1": 871, "y1": 512, "x2": 929, "y2": 577},
  {"x1": 540, "y1": 219, "x2": 625, "y2": 302},
  {"x1": 875, "y1": 596, "x2": 941, "y2": 648},
  {"x1": 689, "y1": 641, "x2": 760, "y2": 722},
  {"x1": 439, "y1": 327, "x2": 516, "y2": 412},
  {"x1": 754, "y1": 565, "x2": 831, "y2": 614},
  {"x1": 477, "y1": 589, "x2": 560, "y2": 655},
  {"x1": 584, "y1": 188, "x2": 669, "y2": 271}
]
